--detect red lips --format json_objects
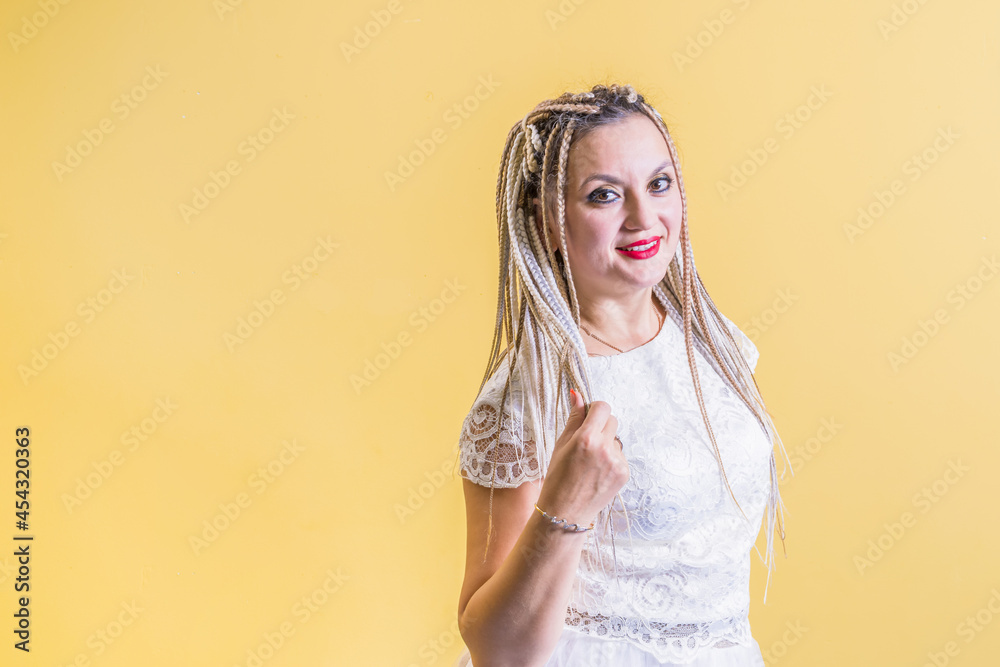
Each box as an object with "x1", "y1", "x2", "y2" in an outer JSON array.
[{"x1": 616, "y1": 236, "x2": 659, "y2": 250}]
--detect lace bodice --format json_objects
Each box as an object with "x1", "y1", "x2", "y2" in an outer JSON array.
[{"x1": 456, "y1": 295, "x2": 780, "y2": 664}]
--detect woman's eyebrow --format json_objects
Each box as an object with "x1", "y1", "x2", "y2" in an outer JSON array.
[{"x1": 579, "y1": 160, "x2": 673, "y2": 189}]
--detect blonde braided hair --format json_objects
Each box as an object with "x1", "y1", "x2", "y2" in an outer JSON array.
[{"x1": 461, "y1": 83, "x2": 790, "y2": 601}]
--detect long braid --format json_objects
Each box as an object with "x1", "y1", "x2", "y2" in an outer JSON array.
[
  {"x1": 555, "y1": 119, "x2": 581, "y2": 327},
  {"x1": 540, "y1": 124, "x2": 574, "y2": 313}
]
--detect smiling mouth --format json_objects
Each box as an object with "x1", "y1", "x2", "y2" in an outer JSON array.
[{"x1": 617, "y1": 237, "x2": 659, "y2": 251}]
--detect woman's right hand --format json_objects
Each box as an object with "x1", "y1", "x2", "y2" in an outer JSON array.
[{"x1": 535, "y1": 388, "x2": 630, "y2": 529}]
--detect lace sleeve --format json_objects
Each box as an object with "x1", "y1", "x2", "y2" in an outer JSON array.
[
  {"x1": 719, "y1": 312, "x2": 759, "y2": 373},
  {"x1": 457, "y1": 364, "x2": 542, "y2": 489}
]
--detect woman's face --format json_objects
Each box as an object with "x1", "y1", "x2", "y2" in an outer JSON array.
[{"x1": 542, "y1": 113, "x2": 682, "y2": 304}]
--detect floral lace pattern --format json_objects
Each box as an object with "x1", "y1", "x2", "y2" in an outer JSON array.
[
  {"x1": 457, "y1": 296, "x2": 775, "y2": 664},
  {"x1": 457, "y1": 361, "x2": 542, "y2": 489}
]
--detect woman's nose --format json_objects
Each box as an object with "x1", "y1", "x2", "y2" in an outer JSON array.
[{"x1": 625, "y1": 194, "x2": 659, "y2": 230}]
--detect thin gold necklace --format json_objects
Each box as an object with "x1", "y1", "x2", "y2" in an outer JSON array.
[{"x1": 580, "y1": 296, "x2": 665, "y2": 355}]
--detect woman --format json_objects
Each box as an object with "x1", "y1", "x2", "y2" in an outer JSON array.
[{"x1": 453, "y1": 83, "x2": 791, "y2": 666}]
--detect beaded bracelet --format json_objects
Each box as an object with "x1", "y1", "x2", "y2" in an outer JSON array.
[{"x1": 534, "y1": 504, "x2": 595, "y2": 532}]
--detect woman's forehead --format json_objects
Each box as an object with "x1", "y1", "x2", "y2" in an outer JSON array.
[{"x1": 567, "y1": 115, "x2": 673, "y2": 181}]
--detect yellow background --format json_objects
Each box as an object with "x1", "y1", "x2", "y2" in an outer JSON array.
[{"x1": 2, "y1": 0, "x2": 998, "y2": 664}]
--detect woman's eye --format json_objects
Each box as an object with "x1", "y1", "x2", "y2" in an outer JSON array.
[
  {"x1": 588, "y1": 188, "x2": 618, "y2": 203},
  {"x1": 650, "y1": 176, "x2": 673, "y2": 192}
]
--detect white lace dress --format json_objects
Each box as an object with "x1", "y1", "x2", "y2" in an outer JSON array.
[{"x1": 454, "y1": 297, "x2": 780, "y2": 666}]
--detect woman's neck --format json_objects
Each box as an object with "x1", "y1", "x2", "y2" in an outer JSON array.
[{"x1": 578, "y1": 288, "x2": 663, "y2": 355}]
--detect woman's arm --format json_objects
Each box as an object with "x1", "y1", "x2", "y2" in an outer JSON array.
[{"x1": 457, "y1": 478, "x2": 591, "y2": 667}]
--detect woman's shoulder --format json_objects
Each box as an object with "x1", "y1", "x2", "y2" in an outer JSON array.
[
  {"x1": 466, "y1": 347, "x2": 527, "y2": 406},
  {"x1": 716, "y1": 311, "x2": 759, "y2": 372},
  {"x1": 456, "y1": 349, "x2": 541, "y2": 488}
]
